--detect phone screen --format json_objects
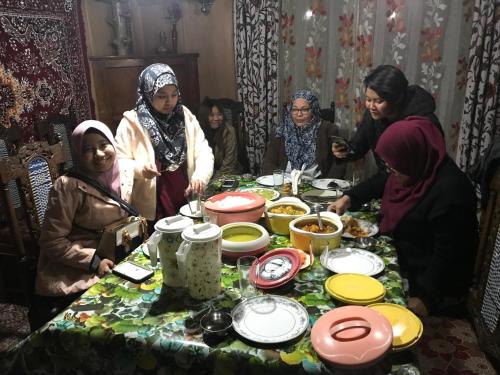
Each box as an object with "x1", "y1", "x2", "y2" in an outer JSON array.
[
  {"x1": 221, "y1": 179, "x2": 237, "y2": 189},
  {"x1": 113, "y1": 261, "x2": 153, "y2": 283}
]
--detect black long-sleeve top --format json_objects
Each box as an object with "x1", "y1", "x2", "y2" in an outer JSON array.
[{"x1": 343, "y1": 85, "x2": 443, "y2": 209}]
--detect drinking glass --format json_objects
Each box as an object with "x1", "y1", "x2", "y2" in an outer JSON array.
[
  {"x1": 237, "y1": 256, "x2": 258, "y2": 299},
  {"x1": 351, "y1": 169, "x2": 361, "y2": 187},
  {"x1": 273, "y1": 169, "x2": 284, "y2": 189}
]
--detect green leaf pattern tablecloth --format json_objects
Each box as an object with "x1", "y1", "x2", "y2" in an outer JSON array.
[{"x1": 3, "y1": 180, "x2": 418, "y2": 374}]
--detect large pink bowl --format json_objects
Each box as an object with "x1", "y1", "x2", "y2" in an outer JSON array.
[{"x1": 204, "y1": 192, "x2": 266, "y2": 226}]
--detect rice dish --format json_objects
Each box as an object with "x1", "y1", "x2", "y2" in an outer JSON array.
[{"x1": 215, "y1": 196, "x2": 255, "y2": 209}]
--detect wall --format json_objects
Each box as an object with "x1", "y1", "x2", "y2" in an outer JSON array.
[{"x1": 81, "y1": 0, "x2": 237, "y2": 107}]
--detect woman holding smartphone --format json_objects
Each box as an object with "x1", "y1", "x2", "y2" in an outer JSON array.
[
  {"x1": 329, "y1": 65, "x2": 443, "y2": 214},
  {"x1": 262, "y1": 89, "x2": 345, "y2": 178}
]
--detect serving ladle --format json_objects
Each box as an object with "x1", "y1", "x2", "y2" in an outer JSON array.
[{"x1": 314, "y1": 204, "x2": 324, "y2": 231}]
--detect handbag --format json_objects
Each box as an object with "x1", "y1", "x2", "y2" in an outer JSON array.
[{"x1": 67, "y1": 171, "x2": 149, "y2": 263}]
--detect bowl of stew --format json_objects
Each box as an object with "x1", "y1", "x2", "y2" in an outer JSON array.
[
  {"x1": 264, "y1": 197, "x2": 310, "y2": 235},
  {"x1": 289, "y1": 212, "x2": 343, "y2": 255}
]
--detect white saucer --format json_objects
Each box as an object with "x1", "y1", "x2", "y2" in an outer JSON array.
[
  {"x1": 312, "y1": 178, "x2": 350, "y2": 190},
  {"x1": 179, "y1": 201, "x2": 203, "y2": 218},
  {"x1": 320, "y1": 247, "x2": 384, "y2": 276},
  {"x1": 256, "y1": 175, "x2": 292, "y2": 187}
]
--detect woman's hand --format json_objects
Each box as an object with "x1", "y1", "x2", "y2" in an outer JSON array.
[
  {"x1": 327, "y1": 195, "x2": 351, "y2": 215},
  {"x1": 185, "y1": 179, "x2": 205, "y2": 196},
  {"x1": 97, "y1": 259, "x2": 114, "y2": 277},
  {"x1": 142, "y1": 164, "x2": 161, "y2": 179},
  {"x1": 332, "y1": 143, "x2": 348, "y2": 158},
  {"x1": 407, "y1": 297, "x2": 429, "y2": 317}
]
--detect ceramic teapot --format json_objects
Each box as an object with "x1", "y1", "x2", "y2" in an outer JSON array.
[
  {"x1": 154, "y1": 215, "x2": 194, "y2": 287},
  {"x1": 176, "y1": 223, "x2": 222, "y2": 299}
]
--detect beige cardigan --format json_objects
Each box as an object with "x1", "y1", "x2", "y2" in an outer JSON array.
[
  {"x1": 36, "y1": 159, "x2": 137, "y2": 296},
  {"x1": 115, "y1": 107, "x2": 214, "y2": 220}
]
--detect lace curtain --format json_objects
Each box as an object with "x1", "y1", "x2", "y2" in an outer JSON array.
[{"x1": 280, "y1": 0, "x2": 474, "y2": 161}]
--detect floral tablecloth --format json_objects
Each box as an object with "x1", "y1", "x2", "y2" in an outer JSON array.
[{"x1": 3, "y1": 178, "x2": 420, "y2": 375}]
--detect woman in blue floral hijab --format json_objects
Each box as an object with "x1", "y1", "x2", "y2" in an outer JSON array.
[{"x1": 262, "y1": 89, "x2": 344, "y2": 178}]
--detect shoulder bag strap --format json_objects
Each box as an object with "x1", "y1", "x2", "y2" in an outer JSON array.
[{"x1": 66, "y1": 170, "x2": 139, "y2": 217}]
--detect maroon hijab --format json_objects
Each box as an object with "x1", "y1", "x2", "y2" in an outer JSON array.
[
  {"x1": 71, "y1": 120, "x2": 121, "y2": 197},
  {"x1": 375, "y1": 116, "x2": 445, "y2": 233}
]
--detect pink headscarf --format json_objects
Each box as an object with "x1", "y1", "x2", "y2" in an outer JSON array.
[
  {"x1": 375, "y1": 116, "x2": 446, "y2": 233},
  {"x1": 71, "y1": 120, "x2": 121, "y2": 197}
]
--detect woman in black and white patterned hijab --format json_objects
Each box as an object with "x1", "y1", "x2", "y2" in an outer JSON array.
[
  {"x1": 136, "y1": 63, "x2": 187, "y2": 171},
  {"x1": 115, "y1": 63, "x2": 214, "y2": 219}
]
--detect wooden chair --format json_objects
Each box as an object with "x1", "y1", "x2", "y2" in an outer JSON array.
[
  {"x1": 201, "y1": 97, "x2": 250, "y2": 173},
  {"x1": 0, "y1": 141, "x2": 65, "y2": 305},
  {"x1": 36, "y1": 113, "x2": 76, "y2": 172}
]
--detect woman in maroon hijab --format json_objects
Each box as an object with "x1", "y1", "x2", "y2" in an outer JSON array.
[{"x1": 375, "y1": 116, "x2": 477, "y2": 318}]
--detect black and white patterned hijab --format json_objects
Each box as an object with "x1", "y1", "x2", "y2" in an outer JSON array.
[{"x1": 136, "y1": 63, "x2": 186, "y2": 171}]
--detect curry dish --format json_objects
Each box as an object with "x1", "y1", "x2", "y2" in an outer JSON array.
[
  {"x1": 269, "y1": 204, "x2": 306, "y2": 215},
  {"x1": 298, "y1": 223, "x2": 338, "y2": 234},
  {"x1": 341, "y1": 216, "x2": 369, "y2": 237}
]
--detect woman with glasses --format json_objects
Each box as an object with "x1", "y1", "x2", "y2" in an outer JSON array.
[
  {"x1": 262, "y1": 89, "x2": 345, "y2": 178},
  {"x1": 329, "y1": 65, "x2": 442, "y2": 214},
  {"x1": 199, "y1": 99, "x2": 241, "y2": 177},
  {"x1": 115, "y1": 63, "x2": 214, "y2": 219},
  {"x1": 373, "y1": 116, "x2": 477, "y2": 318}
]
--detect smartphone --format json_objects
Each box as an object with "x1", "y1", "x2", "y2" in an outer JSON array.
[
  {"x1": 330, "y1": 136, "x2": 355, "y2": 154},
  {"x1": 221, "y1": 179, "x2": 238, "y2": 189},
  {"x1": 112, "y1": 261, "x2": 154, "y2": 283}
]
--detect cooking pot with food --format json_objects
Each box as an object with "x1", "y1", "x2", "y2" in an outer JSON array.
[
  {"x1": 265, "y1": 197, "x2": 310, "y2": 235},
  {"x1": 289, "y1": 212, "x2": 343, "y2": 255}
]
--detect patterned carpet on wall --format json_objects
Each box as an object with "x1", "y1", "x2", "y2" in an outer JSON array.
[
  {"x1": 0, "y1": 0, "x2": 93, "y2": 142},
  {"x1": 414, "y1": 316, "x2": 498, "y2": 374}
]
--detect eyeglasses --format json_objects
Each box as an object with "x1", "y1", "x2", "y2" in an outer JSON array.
[
  {"x1": 382, "y1": 160, "x2": 398, "y2": 174},
  {"x1": 291, "y1": 107, "x2": 311, "y2": 115}
]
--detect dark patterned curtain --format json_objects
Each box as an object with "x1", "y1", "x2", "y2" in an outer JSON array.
[
  {"x1": 0, "y1": 0, "x2": 93, "y2": 141},
  {"x1": 457, "y1": 0, "x2": 500, "y2": 171},
  {"x1": 234, "y1": 0, "x2": 280, "y2": 175}
]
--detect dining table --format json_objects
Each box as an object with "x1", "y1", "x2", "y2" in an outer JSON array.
[{"x1": 3, "y1": 175, "x2": 421, "y2": 375}]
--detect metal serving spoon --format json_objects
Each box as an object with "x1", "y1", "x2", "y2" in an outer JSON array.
[{"x1": 314, "y1": 204, "x2": 324, "y2": 231}]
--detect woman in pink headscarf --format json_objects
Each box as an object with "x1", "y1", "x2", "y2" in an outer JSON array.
[
  {"x1": 30, "y1": 120, "x2": 150, "y2": 330},
  {"x1": 375, "y1": 116, "x2": 478, "y2": 318}
]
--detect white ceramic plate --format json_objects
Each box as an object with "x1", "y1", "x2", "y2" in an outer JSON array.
[
  {"x1": 320, "y1": 247, "x2": 384, "y2": 276},
  {"x1": 256, "y1": 175, "x2": 292, "y2": 187},
  {"x1": 312, "y1": 178, "x2": 351, "y2": 190},
  {"x1": 300, "y1": 189, "x2": 341, "y2": 204},
  {"x1": 341, "y1": 217, "x2": 379, "y2": 238},
  {"x1": 238, "y1": 187, "x2": 280, "y2": 201},
  {"x1": 141, "y1": 244, "x2": 160, "y2": 261},
  {"x1": 179, "y1": 201, "x2": 203, "y2": 218},
  {"x1": 232, "y1": 295, "x2": 309, "y2": 344}
]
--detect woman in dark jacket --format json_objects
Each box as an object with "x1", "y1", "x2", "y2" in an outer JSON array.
[
  {"x1": 330, "y1": 65, "x2": 443, "y2": 213},
  {"x1": 375, "y1": 116, "x2": 477, "y2": 318},
  {"x1": 200, "y1": 99, "x2": 240, "y2": 177},
  {"x1": 262, "y1": 89, "x2": 345, "y2": 178}
]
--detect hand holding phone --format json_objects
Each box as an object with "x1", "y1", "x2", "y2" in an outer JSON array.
[
  {"x1": 112, "y1": 261, "x2": 153, "y2": 283},
  {"x1": 330, "y1": 136, "x2": 354, "y2": 158}
]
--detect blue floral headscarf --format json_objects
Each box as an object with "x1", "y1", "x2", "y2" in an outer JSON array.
[
  {"x1": 276, "y1": 89, "x2": 321, "y2": 170},
  {"x1": 136, "y1": 63, "x2": 186, "y2": 171}
]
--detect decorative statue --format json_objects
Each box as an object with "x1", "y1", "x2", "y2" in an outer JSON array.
[{"x1": 102, "y1": 0, "x2": 133, "y2": 56}]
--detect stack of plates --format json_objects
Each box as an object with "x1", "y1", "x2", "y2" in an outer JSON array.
[
  {"x1": 232, "y1": 295, "x2": 309, "y2": 344},
  {"x1": 324, "y1": 274, "x2": 386, "y2": 305},
  {"x1": 368, "y1": 303, "x2": 423, "y2": 351},
  {"x1": 320, "y1": 248, "x2": 384, "y2": 276}
]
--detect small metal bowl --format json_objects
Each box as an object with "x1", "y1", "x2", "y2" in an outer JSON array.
[
  {"x1": 200, "y1": 310, "x2": 233, "y2": 337},
  {"x1": 355, "y1": 237, "x2": 378, "y2": 249}
]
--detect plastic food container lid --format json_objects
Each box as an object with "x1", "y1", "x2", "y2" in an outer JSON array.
[
  {"x1": 154, "y1": 215, "x2": 194, "y2": 233},
  {"x1": 250, "y1": 248, "x2": 300, "y2": 289},
  {"x1": 325, "y1": 274, "x2": 386, "y2": 302},
  {"x1": 311, "y1": 305, "x2": 393, "y2": 368},
  {"x1": 181, "y1": 223, "x2": 221, "y2": 242},
  {"x1": 368, "y1": 303, "x2": 423, "y2": 350}
]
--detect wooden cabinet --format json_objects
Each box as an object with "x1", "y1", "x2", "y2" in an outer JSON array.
[{"x1": 89, "y1": 54, "x2": 200, "y2": 132}]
